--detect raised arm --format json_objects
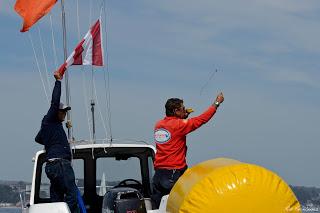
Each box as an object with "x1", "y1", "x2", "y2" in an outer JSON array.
[
  {"x1": 178, "y1": 92, "x2": 224, "y2": 135},
  {"x1": 45, "y1": 72, "x2": 62, "y2": 122}
]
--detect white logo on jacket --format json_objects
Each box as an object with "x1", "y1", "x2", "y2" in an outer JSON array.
[{"x1": 154, "y1": 128, "x2": 171, "y2": 143}]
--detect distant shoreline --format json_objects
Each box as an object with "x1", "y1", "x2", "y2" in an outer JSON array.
[{"x1": 0, "y1": 207, "x2": 19, "y2": 208}]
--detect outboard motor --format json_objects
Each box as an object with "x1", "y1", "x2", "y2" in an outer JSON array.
[{"x1": 102, "y1": 187, "x2": 146, "y2": 213}]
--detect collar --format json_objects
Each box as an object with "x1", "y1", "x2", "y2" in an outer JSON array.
[{"x1": 164, "y1": 116, "x2": 179, "y2": 120}]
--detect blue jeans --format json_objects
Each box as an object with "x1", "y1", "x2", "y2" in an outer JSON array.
[
  {"x1": 151, "y1": 166, "x2": 187, "y2": 209},
  {"x1": 45, "y1": 159, "x2": 79, "y2": 213}
]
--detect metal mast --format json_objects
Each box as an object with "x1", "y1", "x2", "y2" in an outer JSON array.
[
  {"x1": 91, "y1": 67, "x2": 96, "y2": 143},
  {"x1": 60, "y1": 0, "x2": 72, "y2": 140}
]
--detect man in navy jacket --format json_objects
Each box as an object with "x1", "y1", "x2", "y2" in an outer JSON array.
[{"x1": 35, "y1": 72, "x2": 78, "y2": 213}]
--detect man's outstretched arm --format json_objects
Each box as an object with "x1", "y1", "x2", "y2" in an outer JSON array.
[
  {"x1": 178, "y1": 92, "x2": 224, "y2": 135},
  {"x1": 45, "y1": 72, "x2": 62, "y2": 122}
]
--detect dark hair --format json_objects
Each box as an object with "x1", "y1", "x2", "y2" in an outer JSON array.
[{"x1": 165, "y1": 98, "x2": 183, "y2": 116}]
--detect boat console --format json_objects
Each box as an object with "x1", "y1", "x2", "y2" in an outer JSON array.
[{"x1": 102, "y1": 187, "x2": 146, "y2": 213}]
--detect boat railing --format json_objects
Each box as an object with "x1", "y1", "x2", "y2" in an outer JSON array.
[
  {"x1": 69, "y1": 138, "x2": 152, "y2": 146},
  {"x1": 19, "y1": 189, "x2": 31, "y2": 209}
]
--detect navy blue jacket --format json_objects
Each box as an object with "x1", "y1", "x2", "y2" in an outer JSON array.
[{"x1": 35, "y1": 80, "x2": 71, "y2": 161}]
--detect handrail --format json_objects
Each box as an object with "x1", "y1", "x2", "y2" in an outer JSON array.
[{"x1": 71, "y1": 138, "x2": 151, "y2": 146}]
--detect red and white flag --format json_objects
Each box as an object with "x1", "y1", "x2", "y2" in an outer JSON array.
[{"x1": 56, "y1": 19, "x2": 104, "y2": 77}]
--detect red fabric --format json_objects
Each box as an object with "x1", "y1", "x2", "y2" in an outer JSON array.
[
  {"x1": 57, "y1": 62, "x2": 67, "y2": 76},
  {"x1": 91, "y1": 20, "x2": 103, "y2": 66},
  {"x1": 72, "y1": 39, "x2": 85, "y2": 65},
  {"x1": 154, "y1": 106, "x2": 217, "y2": 169},
  {"x1": 14, "y1": 0, "x2": 57, "y2": 32},
  {"x1": 54, "y1": 19, "x2": 103, "y2": 79}
]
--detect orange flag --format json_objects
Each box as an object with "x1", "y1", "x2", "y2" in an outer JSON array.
[{"x1": 14, "y1": 0, "x2": 57, "y2": 32}]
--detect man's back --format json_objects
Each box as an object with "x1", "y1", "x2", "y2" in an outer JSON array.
[
  {"x1": 35, "y1": 80, "x2": 71, "y2": 161},
  {"x1": 39, "y1": 116, "x2": 71, "y2": 160},
  {"x1": 151, "y1": 95, "x2": 224, "y2": 208},
  {"x1": 154, "y1": 105, "x2": 217, "y2": 169},
  {"x1": 154, "y1": 116, "x2": 188, "y2": 169}
]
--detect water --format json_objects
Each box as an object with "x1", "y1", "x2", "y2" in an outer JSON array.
[
  {"x1": 303, "y1": 210, "x2": 320, "y2": 213},
  {"x1": 0, "y1": 208, "x2": 20, "y2": 213}
]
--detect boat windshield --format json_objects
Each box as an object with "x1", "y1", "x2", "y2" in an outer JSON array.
[{"x1": 96, "y1": 156, "x2": 142, "y2": 194}]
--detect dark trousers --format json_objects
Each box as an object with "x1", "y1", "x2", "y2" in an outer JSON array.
[
  {"x1": 45, "y1": 159, "x2": 79, "y2": 213},
  {"x1": 151, "y1": 166, "x2": 187, "y2": 209}
]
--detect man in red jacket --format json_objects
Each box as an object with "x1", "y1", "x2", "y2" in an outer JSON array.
[{"x1": 151, "y1": 92, "x2": 224, "y2": 208}]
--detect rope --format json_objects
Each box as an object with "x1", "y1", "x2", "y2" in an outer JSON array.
[
  {"x1": 200, "y1": 68, "x2": 218, "y2": 95},
  {"x1": 49, "y1": 14, "x2": 59, "y2": 69},
  {"x1": 82, "y1": 70, "x2": 93, "y2": 142},
  {"x1": 99, "y1": 6, "x2": 110, "y2": 155},
  {"x1": 76, "y1": 0, "x2": 93, "y2": 143},
  {"x1": 76, "y1": 0, "x2": 81, "y2": 39},
  {"x1": 60, "y1": 0, "x2": 74, "y2": 141},
  {"x1": 28, "y1": 33, "x2": 50, "y2": 104},
  {"x1": 106, "y1": 138, "x2": 150, "y2": 145},
  {"x1": 63, "y1": 0, "x2": 74, "y2": 141},
  {"x1": 104, "y1": 64, "x2": 113, "y2": 139},
  {"x1": 37, "y1": 27, "x2": 52, "y2": 95},
  {"x1": 103, "y1": 2, "x2": 113, "y2": 141},
  {"x1": 89, "y1": 0, "x2": 93, "y2": 26},
  {"x1": 69, "y1": 81, "x2": 74, "y2": 139}
]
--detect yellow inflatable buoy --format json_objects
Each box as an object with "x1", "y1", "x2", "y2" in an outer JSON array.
[{"x1": 167, "y1": 158, "x2": 301, "y2": 213}]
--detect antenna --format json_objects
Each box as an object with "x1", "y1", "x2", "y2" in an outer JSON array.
[
  {"x1": 91, "y1": 67, "x2": 96, "y2": 143},
  {"x1": 199, "y1": 68, "x2": 219, "y2": 95}
]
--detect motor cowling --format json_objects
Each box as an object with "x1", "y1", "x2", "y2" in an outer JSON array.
[{"x1": 102, "y1": 187, "x2": 146, "y2": 213}]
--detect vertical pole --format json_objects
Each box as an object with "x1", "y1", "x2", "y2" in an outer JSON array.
[
  {"x1": 91, "y1": 99, "x2": 96, "y2": 143},
  {"x1": 60, "y1": 0, "x2": 72, "y2": 140},
  {"x1": 91, "y1": 67, "x2": 96, "y2": 143}
]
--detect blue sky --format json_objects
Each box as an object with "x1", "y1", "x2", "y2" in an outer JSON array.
[{"x1": 0, "y1": 0, "x2": 319, "y2": 187}]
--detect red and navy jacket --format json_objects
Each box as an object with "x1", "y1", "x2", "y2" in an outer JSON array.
[{"x1": 154, "y1": 106, "x2": 217, "y2": 169}]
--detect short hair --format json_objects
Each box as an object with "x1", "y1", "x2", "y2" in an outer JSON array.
[{"x1": 165, "y1": 98, "x2": 183, "y2": 116}]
